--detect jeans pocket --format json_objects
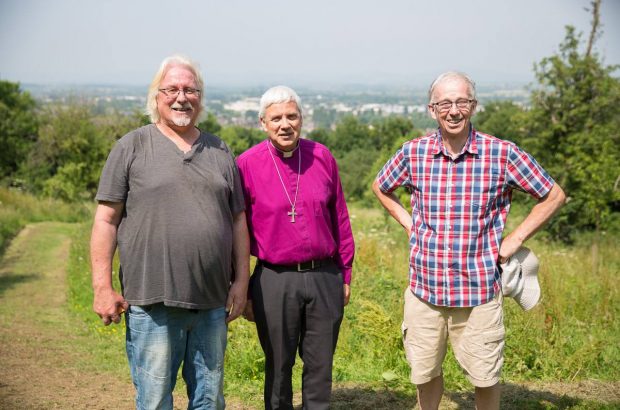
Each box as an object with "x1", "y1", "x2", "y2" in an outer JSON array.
[
  {"x1": 127, "y1": 304, "x2": 169, "y2": 335},
  {"x1": 129, "y1": 304, "x2": 153, "y2": 316}
]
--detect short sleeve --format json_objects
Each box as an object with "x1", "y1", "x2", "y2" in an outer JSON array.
[
  {"x1": 95, "y1": 140, "x2": 131, "y2": 203},
  {"x1": 375, "y1": 145, "x2": 412, "y2": 193},
  {"x1": 506, "y1": 144, "x2": 554, "y2": 199}
]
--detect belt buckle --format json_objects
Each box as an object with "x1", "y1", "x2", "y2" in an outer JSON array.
[{"x1": 297, "y1": 260, "x2": 315, "y2": 272}]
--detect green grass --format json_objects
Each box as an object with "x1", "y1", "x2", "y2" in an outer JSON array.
[
  {"x1": 0, "y1": 187, "x2": 91, "y2": 256},
  {"x1": 61, "y1": 200, "x2": 619, "y2": 408},
  {"x1": 64, "y1": 221, "x2": 131, "y2": 377}
]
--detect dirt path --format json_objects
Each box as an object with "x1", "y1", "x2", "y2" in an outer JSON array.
[
  {"x1": 0, "y1": 223, "x2": 618, "y2": 409},
  {"x1": 0, "y1": 223, "x2": 138, "y2": 409},
  {"x1": 0, "y1": 223, "x2": 255, "y2": 410}
]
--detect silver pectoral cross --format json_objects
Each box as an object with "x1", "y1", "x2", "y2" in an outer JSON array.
[{"x1": 288, "y1": 206, "x2": 297, "y2": 223}]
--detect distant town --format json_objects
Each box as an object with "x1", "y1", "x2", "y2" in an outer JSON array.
[{"x1": 21, "y1": 82, "x2": 530, "y2": 132}]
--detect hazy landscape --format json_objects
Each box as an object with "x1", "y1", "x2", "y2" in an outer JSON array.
[{"x1": 20, "y1": 81, "x2": 530, "y2": 131}]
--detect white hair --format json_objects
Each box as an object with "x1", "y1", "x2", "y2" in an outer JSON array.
[
  {"x1": 258, "y1": 85, "x2": 302, "y2": 120},
  {"x1": 145, "y1": 55, "x2": 205, "y2": 123},
  {"x1": 428, "y1": 71, "x2": 477, "y2": 103}
]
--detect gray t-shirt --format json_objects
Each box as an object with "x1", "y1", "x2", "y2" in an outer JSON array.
[{"x1": 95, "y1": 124, "x2": 245, "y2": 309}]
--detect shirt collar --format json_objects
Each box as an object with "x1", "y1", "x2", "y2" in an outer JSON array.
[
  {"x1": 431, "y1": 125, "x2": 478, "y2": 157},
  {"x1": 266, "y1": 139, "x2": 301, "y2": 159}
]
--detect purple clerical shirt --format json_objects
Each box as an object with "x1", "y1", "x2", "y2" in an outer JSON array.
[{"x1": 236, "y1": 139, "x2": 355, "y2": 284}]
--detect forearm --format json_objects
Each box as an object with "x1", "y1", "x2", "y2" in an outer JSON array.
[
  {"x1": 508, "y1": 184, "x2": 566, "y2": 243},
  {"x1": 90, "y1": 202, "x2": 126, "y2": 324},
  {"x1": 232, "y1": 211, "x2": 250, "y2": 285},
  {"x1": 90, "y1": 202, "x2": 124, "y2": 293},
  {"x1": 372, "y1": 180, "x2": 412, "y2": 232},
  {"x1": 500, "y1": 184, "x2": 566, "y2": 261},
  {"x1": 226, "y1": 211, "x2": 250, "y2": 322},
  {"x1": 90, "y1": 220, "x2": 118, "y2": 292}
]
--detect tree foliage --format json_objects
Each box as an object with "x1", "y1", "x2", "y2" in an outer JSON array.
[
  {"x1": 19, "y1": 103, "x2": 110, "y2": 200},
  {"x1": 197, "y1": 112, "x2": 222, "y2": 135},
  {"x1": 474, "y1": 101, "x2": 527, "y2": 145},
  {"x1": 465, "y1": 5, "x2": 620, "y2": 241},
  {"x1": 307, "y1": 115, "x2": 417, "y2": 204},
  {"x1": 524, "y1": 23, "x2": 620, "y2": 240},
  {"x1": 218, "y1": 126, "x2": 264, "y2": 156},
  {"x1": 0, "y1": 81, "x2": 38, "y2": 179},
  {"x1": 18, "y1": 103, "x2": 145, "y2": 201}
]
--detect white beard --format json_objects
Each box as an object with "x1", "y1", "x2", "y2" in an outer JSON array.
[{"x1": 172, "y1": 115, "x2": 192, "y2": 127}]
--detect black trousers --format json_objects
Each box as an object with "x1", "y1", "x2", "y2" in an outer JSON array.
[{"x1": 250, "y1": 261, "x2": 344, "y2": 410}]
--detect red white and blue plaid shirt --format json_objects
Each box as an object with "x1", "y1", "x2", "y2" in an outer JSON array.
[{"x1": 376, "y1": 127, "x2": 554, "y2": 307}]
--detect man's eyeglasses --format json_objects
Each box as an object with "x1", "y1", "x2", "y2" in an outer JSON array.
[
  {"x1": 432, "y1": 99, "x2": 476, "y2": 113},
  {"x1": 158, "y1": 88, "x2": 201, "y2": 98}
]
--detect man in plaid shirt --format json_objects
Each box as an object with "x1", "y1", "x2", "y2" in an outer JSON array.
[{"x1": 372, "y1": 72, "x2": 565, "y2": 409}]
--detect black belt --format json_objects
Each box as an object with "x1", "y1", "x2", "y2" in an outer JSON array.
[{"x1": 260, "y1": 258, "x2": 332, "y2": 272}]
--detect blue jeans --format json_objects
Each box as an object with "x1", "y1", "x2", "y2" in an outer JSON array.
[{"x1": 125, "y1": 304, "x2": 227, "y2": 410}]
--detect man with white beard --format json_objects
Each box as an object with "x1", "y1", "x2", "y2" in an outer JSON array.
[{"x1": 90, "y1": 55, "x2": 249, "y2": 409}]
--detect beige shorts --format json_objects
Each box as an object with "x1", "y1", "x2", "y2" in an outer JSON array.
[{"x1": 402, "y1": 288, "x2": 504, "y2": 388}]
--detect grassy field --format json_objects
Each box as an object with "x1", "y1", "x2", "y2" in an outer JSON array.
[
  {"x1": 2, "y1": 187, "x2": 617, "y2": 407},
  {"x1": 0, "y1": 187, "x2": 90, "y2": 256},
  {"x1": 59, "y1": 200, "x2": 620, "y2": 407}
]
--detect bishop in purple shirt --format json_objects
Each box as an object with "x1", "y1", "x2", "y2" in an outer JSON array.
[{"x1": 236, "y1": 85, "x2": 354, "y2": 409}]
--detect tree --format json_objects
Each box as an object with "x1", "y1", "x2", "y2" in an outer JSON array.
[
  {"x1": 330, "y1": 115, "x2": 374, "y2": 152},
  {"x1": 306, "y1": 128, "x2": 331, "y2": 146},
  {"x1": 218, "y1": 125, "x2": 264, "y2": 156},
  {"x1": 197, "y1": 112, "x2": 222, "y2": 135},
  {"x1": 0, "y1": 81, "x2": 38, "y2": 180},
  {"x1": 306, "y1": 116, "x2": 416, "y2": 203},
  {"x1": 473, "y1": 101, "x2": 527, "y2": 145},
  {"x1": 525, "y1": 0, "x2": 620, "y2": 241},
  {"x1": 362, "y1": 133, "x2": 413, "y2": 207},
  {"x1": 338, "y1": 147, "x2": 380, "y2": 201},
  {"x1": 20, "y1": 102, "x2": 113, "y2": 201}
]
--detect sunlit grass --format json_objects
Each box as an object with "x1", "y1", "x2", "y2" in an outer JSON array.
[{"x1": 61, "y1": 200, "x2": 619, "y2": 406}]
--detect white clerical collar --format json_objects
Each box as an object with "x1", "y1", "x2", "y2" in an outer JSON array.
[{"x1": 269, "y1": 141, "x2": 299, "y2": 158}]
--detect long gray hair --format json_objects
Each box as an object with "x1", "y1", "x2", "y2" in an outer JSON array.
[{"x1": 145, "y1": 55, "x2": 205, "y2": 123}]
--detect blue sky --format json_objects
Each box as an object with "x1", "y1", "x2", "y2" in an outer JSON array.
[{"x1": 0, "y1": 0, "x2": 618, "y2": 87}]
